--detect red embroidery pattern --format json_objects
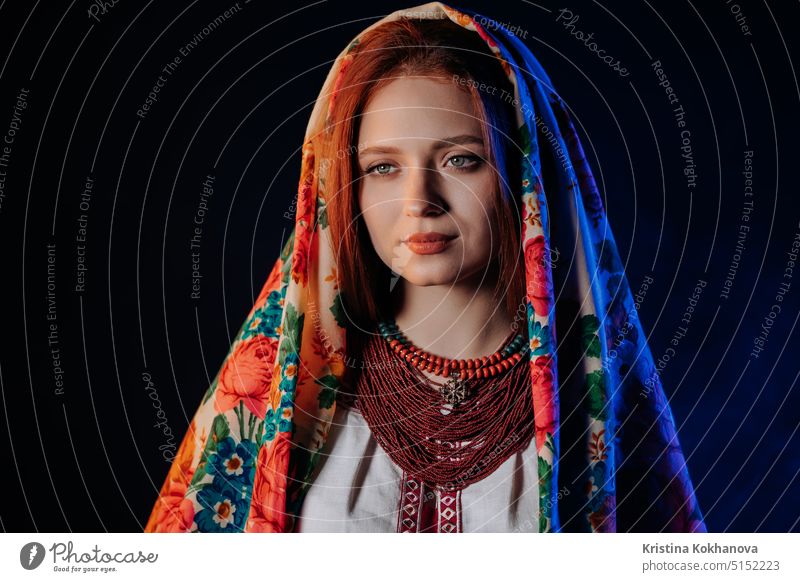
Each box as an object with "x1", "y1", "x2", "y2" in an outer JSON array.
[
  {"x1": 397, "y1": 472, "x2": 462, "y2": 533},
  {"x1": 397, "y1": 473, "x2": 422, "y2": 532},
  {"x1": 437, "y1": 489, "x2": 462, "y2": 532}
]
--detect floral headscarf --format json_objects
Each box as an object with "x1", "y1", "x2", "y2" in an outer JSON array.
[{"x1": 145, "y1": 2, "x2": 706, "y2": 533}]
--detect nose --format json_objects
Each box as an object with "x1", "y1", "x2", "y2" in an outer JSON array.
[{"x1": 402, "y1": 166, "x2": 445, "y2": 218}]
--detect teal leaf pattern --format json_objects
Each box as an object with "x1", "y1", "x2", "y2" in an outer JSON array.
[
  {"x1": 580, "y1": 314, "x2": 602, "y2": 359},
  {"x1": 315, "y1": 374, "x2": 339, "y2": 409},
  {"x1": 585, "y1": 369, "x2": 608, "y2": 421}
]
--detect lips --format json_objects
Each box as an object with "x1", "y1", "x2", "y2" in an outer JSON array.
[
  {"x1": 404, "y1": 232, "x2": 456, "y2": 243},
  {"x1": 403, "y1": 232, "x2": 457, "y2": 255}
]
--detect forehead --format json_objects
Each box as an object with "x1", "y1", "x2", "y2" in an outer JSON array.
[{"x1": 358, "y1": 77, "x2": 482, "y2": 143}]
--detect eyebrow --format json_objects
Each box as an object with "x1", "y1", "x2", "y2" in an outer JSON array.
[{"x1": 357, "y1": 134, "x2": 485, "y2": 157}]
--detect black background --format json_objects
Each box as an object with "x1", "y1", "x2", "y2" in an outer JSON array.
[{"x1": 0, "y1": 0, "x2": 797, "y2": 532}]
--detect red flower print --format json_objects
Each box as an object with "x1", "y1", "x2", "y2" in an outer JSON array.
[
  {"x1": 291, "y1": 224, "x2": 311, "y2": 286},
  {"x1": 215, "y1": 337, "x2": 278, "y2": 419},
  {"x1": 147, "y1": 481, "x2": 194, "y2": 533},
  {"x1": 589, "y1": 429, "x2": 608, "y2": 462},
  {"x1": 145, "y1": 420, "x2": 198, "y2": 532},
  {"x1": 530, "y1": 355, "x2": 557, "y2": 449},
  {"x1": 296, "y1": 178, "x2": 315, "y2": 227},
  {"x1": 246, "y1": 433, "x2": 292, "y2": 532},
  {"x1": 524, "y1": 235, "x2": 554, "y2": 317}
]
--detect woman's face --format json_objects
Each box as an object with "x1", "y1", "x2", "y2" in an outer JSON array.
[{"x1": 355, "y1": 76, "x2": 500, "y2": 288}]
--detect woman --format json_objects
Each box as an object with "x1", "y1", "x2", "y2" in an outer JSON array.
[{"x1": 144, "y1": 2, "x2": 706, "y2": 533}]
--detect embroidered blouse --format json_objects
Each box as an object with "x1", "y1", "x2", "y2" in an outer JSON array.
[{"x1": 294, "y1": 399, "x2": 540, "y2": 533}]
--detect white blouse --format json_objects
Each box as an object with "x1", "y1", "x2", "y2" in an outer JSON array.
[{"x1": 295, "y1": 401, "x2": 540, "y2": 533}]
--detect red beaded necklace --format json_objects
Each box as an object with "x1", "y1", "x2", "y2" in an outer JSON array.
[
  {"x1": 347, "y1": 323, "x2": 535, "y2": 491},
  {"x1": 379, "y1": 320, "x2": 527, "y2": 380},
  {"x1": 378, "y1": 320, "x2": 528, "y2": 406}
]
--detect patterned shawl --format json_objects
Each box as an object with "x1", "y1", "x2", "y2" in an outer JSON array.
[{"x1": 144, "y1": 1, "x2": 706, "y2": 534}]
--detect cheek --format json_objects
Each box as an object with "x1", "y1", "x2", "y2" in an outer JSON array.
[
  {"x1": 447, "y1": 174, "x2": 500, "y2": 243},
  {"x1": 358, "y1": 191, "x2": 397, "y2": 255}
]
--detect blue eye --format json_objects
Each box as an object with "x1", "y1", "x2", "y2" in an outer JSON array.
[
  {"x1": 446, "y1": 155, "x2": 480, "y2": 169},
  {"x1": 364, "y1": 156, "x2": 480, "y2": 176},
  {"x1": 366, "y1": 163, "x2": 395, "y2": 176}
]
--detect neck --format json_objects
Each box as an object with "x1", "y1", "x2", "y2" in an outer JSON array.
[{"x1": 391, "y1": 273, "x2": 515, "y2": 361}]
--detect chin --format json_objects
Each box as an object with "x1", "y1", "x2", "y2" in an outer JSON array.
[
  {"x1": 401, "y1": 275, "x2": 456, "y2": 287},
  {"x1": 398, "y1": 262, "x2": 484, "y2": 287}
]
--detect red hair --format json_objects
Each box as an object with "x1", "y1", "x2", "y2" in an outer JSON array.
[{"x1": 313, "y1": 17, "x2": 524, "y2": 330}]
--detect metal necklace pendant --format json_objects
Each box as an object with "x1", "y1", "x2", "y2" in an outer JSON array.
[{"x1": 441, "y1": 373, "x2": 468, "y2": 406}]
